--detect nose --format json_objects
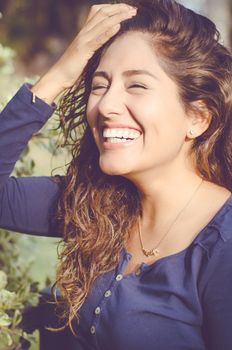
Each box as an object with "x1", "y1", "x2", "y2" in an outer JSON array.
[{"x1": 97, "y1": 85, "x2": 126, "y2": 118}]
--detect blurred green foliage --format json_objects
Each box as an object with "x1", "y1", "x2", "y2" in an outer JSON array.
[
  {"x1": 0, "y1": 36, "x2": 67, "y2": 349},
  {"x1": 0, "y1": 0, "x2": 105, "y2": 75},
  {"x1": 0, "y1": 235, "x2": 40, "y2": 349}
]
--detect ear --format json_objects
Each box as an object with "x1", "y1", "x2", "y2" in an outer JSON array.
[{"x1": 186, "y1": 100, "x2": 212, "y2": 139}]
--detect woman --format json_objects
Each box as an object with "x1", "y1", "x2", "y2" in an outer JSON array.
[{"x1": 0, "y1": 0, "x2": 232, "y2": 349}]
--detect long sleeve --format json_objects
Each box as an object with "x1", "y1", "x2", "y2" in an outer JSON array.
[
  {"x1": 201, "y1": 237, "x2": 232, "y2": 349},
  {"x1": 0, "y1": 83, "x2": 63, "y2": 237}
]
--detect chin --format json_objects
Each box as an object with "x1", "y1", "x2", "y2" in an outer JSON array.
[{"x1": 99, "y1": 159, "x2": 131, "y2": 177}]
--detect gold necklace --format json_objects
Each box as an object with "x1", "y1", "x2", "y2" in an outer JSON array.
[{"x1": 138, "y1": 178, "x2": 204, "y2": 257}]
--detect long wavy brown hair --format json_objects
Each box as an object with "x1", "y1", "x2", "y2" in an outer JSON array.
[{"x1": 52, "y1": 0, "x2": 232, "y2": 334}]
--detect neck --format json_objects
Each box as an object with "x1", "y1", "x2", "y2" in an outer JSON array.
[{"x1": 128, "y1": 168, "x2": 204, "y2": 231}]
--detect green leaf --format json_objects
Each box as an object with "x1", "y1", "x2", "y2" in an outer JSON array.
[
  {"x1": 0, "y1": 289, "x2": 17, "y2": 309},
  {"x1": 0, "y1": 270, "x2": 7, "y2": 290},
  {"x1": 6, "y1": 332, "x2": 13, "y2": 346},
  {"x1": 12, "y1": 309, "x2": 22, "y2": 327},
  {"x1": 0, "y1": 311, "x2": 11, "y2": 327}
]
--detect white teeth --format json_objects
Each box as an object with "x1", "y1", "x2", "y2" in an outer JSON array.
[
  {"x1": 106, "y1": 137, "x2": 129, "y2": 143},
  {"x1": 103, "y1": 128, "x2": 141, "y2": 140}
]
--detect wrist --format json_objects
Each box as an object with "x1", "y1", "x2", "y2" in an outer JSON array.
[{"x1": 31, "y1": 72, "x2": 67, "y2": 105}]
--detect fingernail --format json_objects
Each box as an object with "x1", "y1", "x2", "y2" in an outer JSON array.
[{"x1": 129, "y1": 8, "x2": 137, "y2": 14}]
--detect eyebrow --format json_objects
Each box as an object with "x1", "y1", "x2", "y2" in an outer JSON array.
[{"x1": 92, "y1": 69, "x2": 158, "y2": 80}]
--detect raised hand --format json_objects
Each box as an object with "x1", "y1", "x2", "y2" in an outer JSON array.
[{"x1": 31, "y1": 3, "x2": 137, "y2": 104}]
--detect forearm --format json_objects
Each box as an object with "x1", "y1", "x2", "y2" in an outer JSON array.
[
  {"x1": 0, "y1": 83, "x2": 56, "y2": 187},
  {"x1": 0, "y1": 84, "x2": 62, "y2": 237},
  {"x1": 30, "y1": 69, "x2": 67, "y2": 105}
]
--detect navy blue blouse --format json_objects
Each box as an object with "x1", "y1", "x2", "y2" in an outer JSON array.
[{"x1": 1, "y1": 84, "x2": 232, "y2": 350}]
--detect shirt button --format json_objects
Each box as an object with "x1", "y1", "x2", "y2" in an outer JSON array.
[
  {"x1": 116, "y1": 274, "x2": 123, "y2": 281},
  {"x1": 104, "y1": 290, "x2": 112, "y2": 297},
  {"x1": 90, "y1": 325, "x2": 96, "y2": 334},
  {"x1": 135, "y1": 268, "x2": 141, "y2": 276},
  {"x1": 95, "y1": 306, "x2": 101, "y2": 315}
]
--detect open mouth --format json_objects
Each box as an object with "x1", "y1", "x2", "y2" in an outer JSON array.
[{"x1": 102, "y1": 128, "x2": 141, "y2": 144}]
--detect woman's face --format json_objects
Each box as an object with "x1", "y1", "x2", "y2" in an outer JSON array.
[{"x1": 86, "y1": 31, "x2": 191, "y2": 180}]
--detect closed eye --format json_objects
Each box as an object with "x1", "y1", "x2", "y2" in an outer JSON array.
[
  {"x1": 90, "y1": 84, "x2": 148, "y2": 92},
  {"x1": 91, "y1": 85, "x2": 107, "y2": 91},
  {"x1": 129, "y1": 84, "x2": 147, "y2": 89}
]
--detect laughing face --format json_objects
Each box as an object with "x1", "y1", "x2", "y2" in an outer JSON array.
[{"x1": 86, "y1": 31, "x2": 192, "y2": 181}]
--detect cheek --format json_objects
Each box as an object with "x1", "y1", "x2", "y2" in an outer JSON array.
[
  {"x1": 86, "y1": 111, "x2": 91, "y2": 128},
  {"x1": 138, "y1": 103, "x2": 186, "y2": 144},
  {"x1": 86, "y1": 100, "x2": 97, "y2": 128},
  {"x1": 85, "y1": 104, "x2": 101, "y2": 147}
]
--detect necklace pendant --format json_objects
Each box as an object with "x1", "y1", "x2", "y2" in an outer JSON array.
[
  {"x1": 142, "y1": 248, "x2": 160, "y2": 257},
  {"x1": 153, "y1": 248, "x2": 160, "y2": 256}
]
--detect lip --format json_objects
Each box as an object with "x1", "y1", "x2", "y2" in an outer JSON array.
[
  {"x1": 97, "y1": 122, "x2": 143, "y2": 150},
  {"x1": 101, "y1": 134, "x2": 142, "y2": 150},
  {"x1": 100, "y1": 123, "x2": 142, "y2": 134}
]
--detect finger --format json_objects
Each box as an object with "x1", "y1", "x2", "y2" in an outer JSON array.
[
  {"x1": 85, "y1": 9, "x2": 136, "y2": 40},
  {"x1": 83, "y1": 14, "x2": 135, "y2": 53},
  {"x1": 85, "y1": 3, "x2": 136, "y2": 29},
  {"x1": 85, "y1": 4, "x2": 109, "y2": 24},
  {"x1": 86, "y1": 3, "x2": 135, "y2": 21},
  {"x1": 86, "y1": 3, "x2": 136, "y2": 27}
]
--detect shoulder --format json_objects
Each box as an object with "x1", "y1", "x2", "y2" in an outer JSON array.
[
  {"x1": 194, "y1": 191, "x2": 232, "y2": 274},
  {"x1": 198, "y1": 204, "x2": 232, "y2": 293},
  {"x1": 197, "y1": 182, "x2": 232, "y2": 243},
  {"x1": 212, "y1": 193, "x2": 232, "y2": 242}
]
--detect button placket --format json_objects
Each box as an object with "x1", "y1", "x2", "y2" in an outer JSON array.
[
  {"x1": 90, "y1": 325, "x2": 96, "y2": 335},
  {"x1": 90, "y1": 305, "x2": 102, "y2": 335},
  {"x1": 95, "y1": 306, "x2": 101, "y2": 315},
  {"x1": 116, "y1": 273, "x2": 123, "y2": 281},
  {"x1": 104, "y1": 289, "x2": 112, "y2": 297},
  {"x1": 91, "y1": 255, "x2": 128, "y2": 337}
]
